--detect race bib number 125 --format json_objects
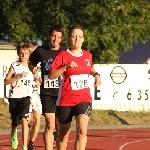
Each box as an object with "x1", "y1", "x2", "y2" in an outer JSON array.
[
  {"x1": 70, "y1": 74, "x2": 89, "y2": 90},
  {"x1": 44, "y1": 75, "x2": 59, "y2": 88}
]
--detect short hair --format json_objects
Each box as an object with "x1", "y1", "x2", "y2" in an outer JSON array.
[
  {"x1": 48, "y1": 24, "x2": 64, "y2": 37},
  {"x1": 16, "y1": 42, "x2": 31, "y2": 55},
  {"x1": 68, "y1": 25, "x2": 84, "y2": 37},
  {"x1": 29, "y1": 41, "x2": 38, "y2": 47}
]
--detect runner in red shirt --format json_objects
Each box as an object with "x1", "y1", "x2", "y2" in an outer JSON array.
[
  {"x1": 50, "y1": 49, "x2": 93, "y2": 106},
  {"x1": 49, "y1": 25, "x2": 100, "y2": 150}
]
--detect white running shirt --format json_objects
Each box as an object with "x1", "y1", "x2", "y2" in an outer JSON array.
[{"x1": 9, "y1": 61, "x2": 34, "y2": 98}]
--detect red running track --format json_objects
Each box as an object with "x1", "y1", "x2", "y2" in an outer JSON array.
[{"x1": 0, "y1": 128, "x2": 150, "y2": 150}]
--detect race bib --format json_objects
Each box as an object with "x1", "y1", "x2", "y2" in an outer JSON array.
[
  {"x1": 17, "y1": 79, "x2": 31, "y2": 86},
  {"x1": 70, "y1": 74, "x2": 89, "y2": 90},
  {"x1": 44, "y1": 75, "x2": 59, "y2": 88}
]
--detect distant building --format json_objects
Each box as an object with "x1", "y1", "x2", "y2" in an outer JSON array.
[
  {"x1": 119, "y1": 39, "x2": 150, "y2": 64},
  {"x1": 0, "y1": 40, "x2": 17, "y2": 62},
  {"x1": 0, "y1": 38, "x2": 43, "y2": 62}
]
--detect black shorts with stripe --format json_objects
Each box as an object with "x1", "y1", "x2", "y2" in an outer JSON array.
[{"x1": 57, "y1": 102, "x2": 92, "y2": 124}]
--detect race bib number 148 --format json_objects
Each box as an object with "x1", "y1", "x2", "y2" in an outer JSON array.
[
  {"x1": 44, "y1": 75, "x2": 59, "y2": 88},
  {"x1": 70, "y1": 74, "x2": 89, "y2": 90}
]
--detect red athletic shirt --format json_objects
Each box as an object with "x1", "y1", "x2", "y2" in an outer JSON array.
[{"x1": 49, "y1": 49, "x2": 93, "y2": 106}]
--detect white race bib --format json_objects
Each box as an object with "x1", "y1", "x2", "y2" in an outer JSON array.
[
  {"x1": 44, "y1": 75, "x2": 59, "y2": 88},
  {"x1": 70, "y1": 74, "x2": 89, "y2": 90},
  {"x1": 17, "y1": 78, "x2": 31, "y2": 86}
]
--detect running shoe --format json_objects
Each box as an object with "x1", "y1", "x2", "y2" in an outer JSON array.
[
  {"x1": 11, "y1": 130, "x2": 18, "y2": 149},
  {"x1": 22, "y1": 145, "x2": 28, "y2": 150},
  {"x1": 28, "y1": 141, "x2": 36, "y2": 150}
]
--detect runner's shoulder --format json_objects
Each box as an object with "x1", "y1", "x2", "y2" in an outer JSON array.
[
  {"x1": 82, "y1": 50, "x2": 91, "y2": 54},
  {"x1": 35, "y1": 45, "x2": 49, "y2": 52},
  {"x1": 82, "y1": 50, "x2": 92, "y2": 56},
  {"x1": 11, "y1": 60, "x2": 20, "y2": 66}
]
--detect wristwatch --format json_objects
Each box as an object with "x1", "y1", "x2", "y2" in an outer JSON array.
[{"x1": 94, "y1": 72, "x2": 100, "y2": 77}]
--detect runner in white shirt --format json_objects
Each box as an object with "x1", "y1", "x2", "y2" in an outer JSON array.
[{"x1": 4, "y1": 43, "x2": 34, "y2": 150}]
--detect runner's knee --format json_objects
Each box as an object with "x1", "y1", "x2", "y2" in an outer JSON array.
[
  {"x1": 33, "y1": 118, "x2": 40, "y2": 125},
  {"x1": 76, "y1": 128, "x2": 87, "y2": 137},
  {"x1": 45, "y1": 119, "x2": 55, "y2": 131}
]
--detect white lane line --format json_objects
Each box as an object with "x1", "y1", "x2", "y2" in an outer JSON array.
[
  {"x1": 88, "y1": 131, "x2": 150, "y2": 138},
  {"x1": 0, "y1": 138, "x2": 21, "y2": 150},
  {"x1": 69, "y1": 131, "x2": 150, "y2": 143},
  {"x1": 0, "y1": 138, "x2": 21, "y2": 143},
  {"x1": 119, "y1": 139, "x2": 150, "y2": 150},
  {"x1": 0, "y1": 140, "x2": 9, "y2": 143},
  {"x1": 86, "y1": 130, "x2": 150, "y2": 137}
]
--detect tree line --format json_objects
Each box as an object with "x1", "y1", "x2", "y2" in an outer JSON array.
[{"x1": 0, "y1": 0, "x2": 150, "y2": 63}]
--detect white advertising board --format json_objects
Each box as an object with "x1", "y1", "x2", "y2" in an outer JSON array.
[
  {"x1": 91, "y1": 64, "x2": 150, "y2": 104},
  {"x1": 0, "y1": 62, "x2": 11, "y2": 99}
]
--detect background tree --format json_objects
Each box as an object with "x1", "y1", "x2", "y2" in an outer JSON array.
[
  {"x1": 68, "y1": 0, "x2": 150, "y2": 63},
  {"x1": 0, "y1": 0, "x2": 150, "y2": 63},
  {"x1": 0, "y1": 0, "x2": 34, "y2": 43}
]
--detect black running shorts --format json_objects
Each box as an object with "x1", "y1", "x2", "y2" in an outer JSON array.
[
  {"x1": 57, "y1": 102, "x2": 92, "y2": 124},
  {"x1": 8, "y1": 96, "x2": 31, "y2": 126},
  {"x1": 40, "y1": 95, "x2": 57, "y2": 114}
]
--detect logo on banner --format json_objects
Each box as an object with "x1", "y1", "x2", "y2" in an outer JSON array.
[{"x1": 110, "y1": 66, "x2": 127, "y2": 84}]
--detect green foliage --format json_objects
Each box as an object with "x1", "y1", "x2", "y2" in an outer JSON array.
[
  {"x1": 0, "y1": 0, "x2": 34, "y2": 44},
  {"x1": 0, "y1": 0, "x2": 150, "y2": 63}
]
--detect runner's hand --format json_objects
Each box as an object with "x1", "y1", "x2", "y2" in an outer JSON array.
[
  {"x1": 32, "y1": 67, "x2": 38, "y2": 74},
  {"x1": 34, "y1": 75, "x2": 42, "y2": 84},
  {"x1": 17, "y1": 71, "x2": 28, "y2": 79},
  {"x1": 66, "y1": 61, "x2": 78, "y2": 68},
  {"x1": 35, "y1": 79, "x2": 41, "y2": 87}
]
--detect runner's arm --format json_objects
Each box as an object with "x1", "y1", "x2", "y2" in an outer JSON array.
[
  {"x1": 4, "y1": 66, "x2": 19, "y2": 85},
  {"x1": 29, "y1": 48, "x2": 41, "y2": 74},
  {"x1": 49, "y1": 65, "x2": 66, "y2": 80},
  {"x1": 48, "y1": 52, "x2": 65, "y2": 80},
  {"x1": 28, "y1": 61, "x2": 38, "y2": 74},
  {"x1": 90, "y1": 67, "x2": 100, "y2": 77}
]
